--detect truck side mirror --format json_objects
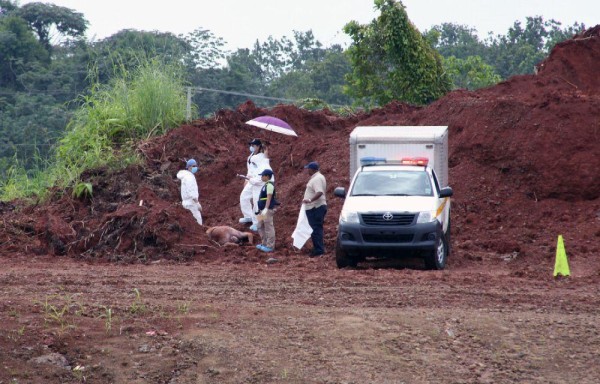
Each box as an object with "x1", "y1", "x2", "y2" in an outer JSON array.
[
  {"x1": 439, "y1": 187, "x2": 453, "y2": 198},
  {"x1": 334, "y1": 187, "x2": 346, "y2": 198}
]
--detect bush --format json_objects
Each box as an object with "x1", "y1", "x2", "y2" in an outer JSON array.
[{"x1": 1, "y1": 59, "x2": 188, "y2": 201}]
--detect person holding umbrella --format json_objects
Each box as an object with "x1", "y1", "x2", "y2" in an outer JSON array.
[
  {"x1": 241, "y1": 116, "x2": 295, "y2": 231},
  {"x1": 238, "y1": 138, "x2": 273, "y2": 231}
]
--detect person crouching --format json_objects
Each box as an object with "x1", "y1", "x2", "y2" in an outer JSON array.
[{"x1": 255, "y1": 169, "x2": 277, "y2": 252}]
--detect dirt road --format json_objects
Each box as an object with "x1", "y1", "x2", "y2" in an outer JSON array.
[{"x1": 2, "y1": 253, "x2": 599, "y2": 383}]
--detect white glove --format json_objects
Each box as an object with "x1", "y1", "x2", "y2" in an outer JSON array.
[
  {"x1": 197, "y1": 202, "x2": 202, "y2": 211},
  {"x1": 261, "y1": 209, "x2": 268, "y2": 216}
]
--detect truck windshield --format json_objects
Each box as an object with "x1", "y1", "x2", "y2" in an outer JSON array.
[{"x1": 350, "y1": 170, "x2": 433, "y2": 197}]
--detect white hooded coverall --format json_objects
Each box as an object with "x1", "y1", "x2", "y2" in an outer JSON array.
[
  {"x1": 240, "y1": 152, "x2": 273, "y2": 226},
  {"x1": 177, "y1": 169, "x2": 202, "y2": 225}
]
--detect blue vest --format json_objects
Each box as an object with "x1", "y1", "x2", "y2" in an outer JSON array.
[{"x1": 257, "y1": 181, "x2": 278, "y2": 210}]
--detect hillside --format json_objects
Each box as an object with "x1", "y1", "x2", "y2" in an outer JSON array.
[{"x1": 1, "y1": 27, "x2": 598, "y2": 280}]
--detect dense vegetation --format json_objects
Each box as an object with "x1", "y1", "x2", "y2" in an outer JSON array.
[{"x1": 0, "y1": 0, "x2": 586, "y2": 199}]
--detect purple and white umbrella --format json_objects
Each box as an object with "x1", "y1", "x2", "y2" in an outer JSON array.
[{"x1": 245, "y1": 116, "x2": 298, "y2": 137}]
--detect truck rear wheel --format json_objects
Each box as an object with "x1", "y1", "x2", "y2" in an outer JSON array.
[
  {"x1": 335, "y1": 240, "x2": 357, "y2": 268},
  {"x1": 425, "y1": 235, "x2": 447, "y2": 270}
]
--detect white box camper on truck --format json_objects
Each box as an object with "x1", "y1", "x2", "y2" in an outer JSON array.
[
  {"x1": 349, "y1": 126, "x2": 449, "y2": 187},
  {"x1": 334, "y1": 126, "x2": 452, "y2": 270}
]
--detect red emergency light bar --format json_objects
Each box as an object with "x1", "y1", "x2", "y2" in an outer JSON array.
[{"x1": 400, "y1": 157, "x2": 429, "y2": 166}]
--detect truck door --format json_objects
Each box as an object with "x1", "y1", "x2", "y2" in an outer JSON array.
[{"x1": 431, "y1": 170, "x2": 450, "y2": 233}]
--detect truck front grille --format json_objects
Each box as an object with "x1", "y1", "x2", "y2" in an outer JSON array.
[
  {"x1": 361, "y1": 213, "x2": 415, "y2": 226},
  {"x1": 363, "y1": 234, "x2": 414, "y2": 243}
]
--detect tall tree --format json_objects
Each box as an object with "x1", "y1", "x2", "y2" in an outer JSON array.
[
  {"x1": 270, "y1": 45, "x2": 351, "y2": 105},
  {"x1": 423, "y1": 23, "x2": 486, "y2": 59},
  {"x1": 287, "y1": 30, "x2": 326, "y2": 70},
  {"x1": 343, "y1": 0, "x2": 451, "y2": 106},
  {"x1": 0, "y1": 15, "x2": 48, "y2": 88},
  {"x1": 250, "y1": 36, "x2": 289, "y2": 83},
  {"x1": 307, "y1": 46, "x2": 352, "y2": 105},
  {"x1": 484, "y1": 16, "x2": 586, "y2": 78},
  {"x1": 90, "y1": 30, "x2": 191, "y2": 83},
  {"x1": 540, "y1": 20, "x2": 586, "y2": 52},
  {"x1": 0, "y1": 91, "x2": 70, "y2": 173},
  {"x1": 182, "y1": 28, "x2": 227, "y2": 70},
  {"x1": 443, "y1": 56, "x2": 501, "y2": 90},
  {"x1": 17, "y1": 2, "x2": 87, "y2": 52},
  {"x1": 269, "y1": 70, "x2": 314, "y2": 101},
  {"x1": 188, "y1": 48, "x2": 265, "y2": 117},
  {"x1": 243, "y1": 30, "x2": 329, "y2": 84},
  {"x1": 0, "y1": 0, "x2": 18, "y2": 15}
]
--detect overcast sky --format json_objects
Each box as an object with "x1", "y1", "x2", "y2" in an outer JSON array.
[{"x1": 19, "y1": 0, "x2": 599, "y2": 50}]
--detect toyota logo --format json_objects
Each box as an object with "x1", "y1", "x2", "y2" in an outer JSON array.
[{"x1": 382, "y1": 212, "x2": 394, "y2": 221}]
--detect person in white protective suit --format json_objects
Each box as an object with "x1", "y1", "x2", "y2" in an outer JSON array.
[
  {"x1": 177, "y1": 159, "x2": 202, "y2": 226},
  {"x1": 238, "y1": 138, "x2": 273, "y2": 231}
]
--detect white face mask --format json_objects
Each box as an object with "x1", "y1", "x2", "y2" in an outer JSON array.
[{"x1": 249, "y1": 146, "x2": 255, "y2": 153}]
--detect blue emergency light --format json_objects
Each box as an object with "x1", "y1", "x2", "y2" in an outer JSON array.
[{"x1": 360, "y1": 157, "x2": 387, "y2": 166}]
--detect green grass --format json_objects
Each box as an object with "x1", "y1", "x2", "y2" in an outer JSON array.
[
  {"x1": 128, "y1": 288, "x2": 147, "y2": 315},
  {"x1": 37, "y1": 293, "x2": 84, "y2": 332},
  {"x1": 0, "y1": 154, "x2": 54, "y2": 202},
  {"x1": 0, "y1": 59, "x2": 188, "y2": 202},
  {"x1": 177, "y1": 300, "x2": 192, "y2": 314}
]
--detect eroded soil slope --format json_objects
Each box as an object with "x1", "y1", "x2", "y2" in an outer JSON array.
[{"x1": 1, "y1": 27, "x2": 597, "y2": 278}]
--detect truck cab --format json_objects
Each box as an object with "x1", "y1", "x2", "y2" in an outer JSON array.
[{"x1": 334, "y1": 157, "x2": 453, "y2": 269}]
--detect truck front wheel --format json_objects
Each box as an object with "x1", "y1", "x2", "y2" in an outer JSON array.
[
  {"x1": 335, "y1": 240, "x2": 357, "y2": 268},
  {"x1": 425, "y1": 235, "x2": 448, "y2": 270}
]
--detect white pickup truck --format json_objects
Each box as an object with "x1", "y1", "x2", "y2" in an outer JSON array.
[{"x1": 334, "y1": 126, "x2": 453, "y2": 270}]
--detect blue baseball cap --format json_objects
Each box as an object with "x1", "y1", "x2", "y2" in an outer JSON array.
[
  {"x1": 259, "y1": 169, "x2": 274, "y2": 176},
  {"x1": 304, "y1": 161, "x2": 319, "y2": 170},
  {"x1": 186, "y1": 159, "x2": 197, "y2": 167}
]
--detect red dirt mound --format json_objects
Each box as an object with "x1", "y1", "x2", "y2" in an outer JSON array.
[{"x1": 1, "y1": 27, "x2": 598, "y2": 280}]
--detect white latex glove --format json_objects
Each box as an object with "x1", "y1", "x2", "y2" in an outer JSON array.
[{"x1": 261, "y1": 209, "x2": 268, "y2": 216}]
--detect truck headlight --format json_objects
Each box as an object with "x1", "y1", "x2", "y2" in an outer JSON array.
[
  {"x1": 417, "y1": 211, "x2": 438, "y2": 224},
  {"x1": 340, "y1": 210, "x2": 360, "y2": 223}
]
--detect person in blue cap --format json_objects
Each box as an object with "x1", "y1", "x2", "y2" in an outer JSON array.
[
  {"x1": 177, "y1": 158, "x2": 202, "y2": 225},
  {"x1": 302, "y1": 161, "x2": 327, "y2": 257},
  {"x1": 255, "y1": 168, "x2": 278, "y2": 252}
]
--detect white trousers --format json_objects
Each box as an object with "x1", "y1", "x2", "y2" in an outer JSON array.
[
  {"x1": 239, "y1": 182, "x2": 263, "y2": 225},
  {"x1": 182, "y1": 200, "x2": 203, "y2": 225}
]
